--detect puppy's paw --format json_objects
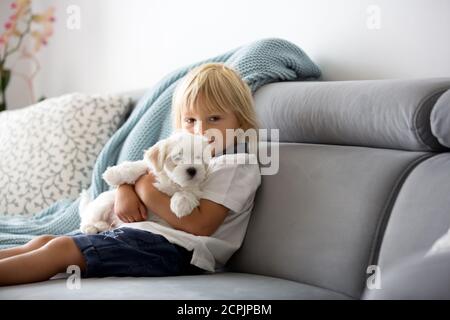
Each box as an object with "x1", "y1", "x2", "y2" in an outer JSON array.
[
  {"x1": 170, "y1": 192, "x2": 199, "y2": 218},
  {"x1": 80, "y1": 224, "x2": 99, "y2": 235},
  {"x1": 102, "y1": 166, "x2": 123, "y2": 187},
  {"x1": 94, "y1": 221, "x2": 111, "y2": 232}
]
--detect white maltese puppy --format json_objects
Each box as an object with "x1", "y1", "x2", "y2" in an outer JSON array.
[{"x1": 78, "y1": 131, "x2": 212, "y2": 234}]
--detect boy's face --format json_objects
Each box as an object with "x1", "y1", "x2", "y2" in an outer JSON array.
[{"x1": 181, "y1": 102, "x2": 240, "y2": 156}]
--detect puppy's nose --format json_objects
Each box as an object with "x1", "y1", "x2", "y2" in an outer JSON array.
[{"x1": 186, "y1": 167, "x2": 197, "y2": 177}]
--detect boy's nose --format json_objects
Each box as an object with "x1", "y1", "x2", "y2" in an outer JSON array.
[
  {"x1": 194, "y1": 121, "x2": 209, "y2": 135},
  {"x1": 194, "y1": 121, "x2": 203, "y2": 134}
]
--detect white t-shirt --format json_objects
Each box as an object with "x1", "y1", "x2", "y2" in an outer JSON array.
[{"x1": 122, "y1": 150, "x2": 261, "y2": 272}]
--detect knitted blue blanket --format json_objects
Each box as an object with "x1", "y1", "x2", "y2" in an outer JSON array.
[{"x1": 0, "y1": 37, "x2": 321, "y2": 248}]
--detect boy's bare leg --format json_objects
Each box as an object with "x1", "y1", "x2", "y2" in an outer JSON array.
[
  {"x1": 0, "y1": 235, "x2": 56, "y2": 260},
  {"x1": 0, "y1": 236, "x2": 86, "y2": 286}
]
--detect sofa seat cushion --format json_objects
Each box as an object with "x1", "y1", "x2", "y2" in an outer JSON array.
[{"x1": 0, "y1": 272, "x2": 351, "y2": 300}]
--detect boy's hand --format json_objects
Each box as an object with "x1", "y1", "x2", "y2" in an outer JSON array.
[{"x1": 114, "y1": 184, "x2": 148, "y2": 223}]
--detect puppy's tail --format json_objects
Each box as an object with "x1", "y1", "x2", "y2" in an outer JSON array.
[{"x1": 78, "y1": 189, "x2": 91, "y2": 216}]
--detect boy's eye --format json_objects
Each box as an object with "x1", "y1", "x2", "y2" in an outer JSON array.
[
  {"x1": 208, "y1": 116, "x2": 220, "y2": 122},
  {"x1": 184, "y1": 118, "x2": 196, "y2": 124}
]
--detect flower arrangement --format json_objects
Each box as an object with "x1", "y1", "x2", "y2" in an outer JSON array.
[{"x1": 0, "y1": 0, "x2": 55, "y2": 111}]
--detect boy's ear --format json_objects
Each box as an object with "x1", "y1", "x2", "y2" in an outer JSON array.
[{"x1": 144, "y1": 140, "x2": 170, "y2": 172}]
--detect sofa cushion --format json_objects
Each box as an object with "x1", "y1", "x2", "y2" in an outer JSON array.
[
  {"x1": 377, "y1": 153, "x2": 450, "y2": 270},
  {"x1": 228, "y1": 142, "x2": 430, "y2": 298},
  {"x1": 254, "y1": 78, "x2": 450, "y2": 151},
  {"x1": 0, "y1": 93, "x2": 132, "y2": 216},
  {"x1": 0, "y1": 272, "x2": 351, "y2": 300}
]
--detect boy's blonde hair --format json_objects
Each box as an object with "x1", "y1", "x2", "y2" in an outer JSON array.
[{"x1": 171, "y1": 63, "x2": 259, "y2": 132}]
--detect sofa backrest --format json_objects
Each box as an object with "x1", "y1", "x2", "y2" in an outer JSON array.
[{"x1": 226, "y1": 78, "x2": 450, "y2": 299}]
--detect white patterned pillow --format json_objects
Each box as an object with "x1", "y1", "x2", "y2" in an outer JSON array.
[{"x1": 0, "y1": 93, "x2": 132, "y2": 217}]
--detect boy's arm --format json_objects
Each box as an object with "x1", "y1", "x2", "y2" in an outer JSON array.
[
  {"x1": 134, "y1": 173, "x2": 229, "y2": 237},
  {"x1": 115, "y1": 184, "x2": 148, "y2": 223}
]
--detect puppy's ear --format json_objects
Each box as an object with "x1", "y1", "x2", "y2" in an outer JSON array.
[{"x1": 144, "y1": 139, "x2": 170, "y2": 172}]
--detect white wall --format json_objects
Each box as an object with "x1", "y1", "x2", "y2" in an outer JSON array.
[{"x1": 2, "y1": 0, "x2": 450, "y2": 109}]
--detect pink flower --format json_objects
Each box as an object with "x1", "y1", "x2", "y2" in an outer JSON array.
[
  {"x1": 4, "y1": 22, "x2": 12, "y2": 29},
  {"x1": 11, "y1": 2, "x2": 17, "y2": 9}
]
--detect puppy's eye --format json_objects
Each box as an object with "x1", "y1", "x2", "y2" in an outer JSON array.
[{"x1": 171, "y1": 154, "x2": 182, "y2": 161}]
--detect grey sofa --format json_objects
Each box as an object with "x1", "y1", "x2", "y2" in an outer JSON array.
[{"x1": 2, "y1": 78, "x2": 450, "y2": 299}]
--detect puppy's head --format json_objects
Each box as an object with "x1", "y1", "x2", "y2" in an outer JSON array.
[{"x1": 144, "y1": 131, "x2": 212, "y2": 187}]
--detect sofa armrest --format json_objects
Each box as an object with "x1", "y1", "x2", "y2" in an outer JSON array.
[{"x1": 363, "y1": 251, "x2": 450, "y2": 300}]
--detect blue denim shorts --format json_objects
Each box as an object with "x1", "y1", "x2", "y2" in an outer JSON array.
[{"x1": 71, "y1": 227, "x2": 202, "y2": 278}]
